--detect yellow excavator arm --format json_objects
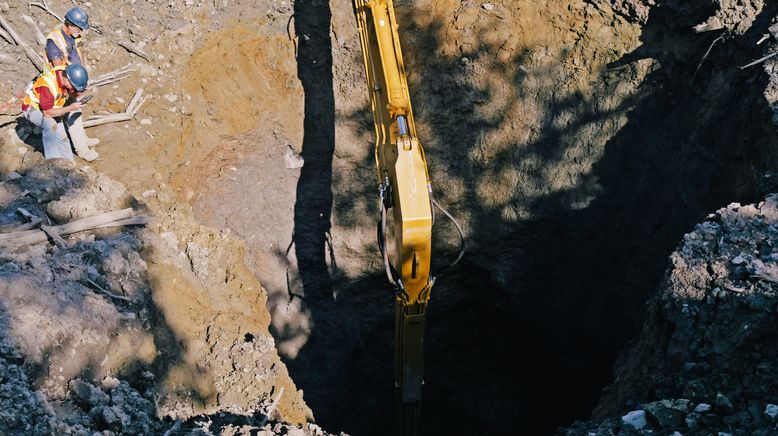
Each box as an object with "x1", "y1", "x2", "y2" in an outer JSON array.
[{"x1": 353, "y1": 0, "x2": 433, "y2": 433}]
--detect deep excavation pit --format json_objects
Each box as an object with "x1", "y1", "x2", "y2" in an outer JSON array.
[
  {"x1": 1, "y1": 0, "x2": 778, "y2": 434},
  {"x1": 168, "y1": 0, "x2": 778, "y2": 434}
]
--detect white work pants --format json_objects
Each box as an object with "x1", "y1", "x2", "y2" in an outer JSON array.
[{"x1": 23, "y1": 108, "x2": 90, "y2": 160}]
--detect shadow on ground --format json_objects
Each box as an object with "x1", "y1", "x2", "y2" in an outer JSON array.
[{"x1": 285, "y1": 2, "x2": 778, "y2": 435}]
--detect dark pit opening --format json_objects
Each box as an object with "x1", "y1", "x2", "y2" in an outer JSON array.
[{"x1": 279, "y1": 2, "x2": 778, "y2": 435}]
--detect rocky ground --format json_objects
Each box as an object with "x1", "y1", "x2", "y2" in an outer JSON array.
[
  {"x1": 0, "y1": 0, "x2": 778, "y2": 434},
  {"x1": 0, "y1": 153, "x2": 335, "y2": 434},
  {"x1": 0, "y1": 0, "x2": 323, "y2": 434},
  {"x1": 562, "y1": 195, "x2": 778, "y2": 435}
]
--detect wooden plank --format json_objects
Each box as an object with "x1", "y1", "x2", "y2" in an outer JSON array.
[
  {"x1": 0, "y1": 227, "x2": 41, "y2": 241},
  {"x1": 0, "y1": 208, "x2": 140, "y2": 246},
  {"x1": 0, "y1": 27, "x2": 12, "y2": 44},
  {"x1": 21, "y1": 15, "x2": 45, "y2": 46},
  {"x1": 0, "y1": 15, "x2": 44, "y2": 71},
  {"x1": 41, "y1": 224, "x2": 67, "y2": 248},
  {"x1": 740, "y1": 51, "x2": 778, "y2": 70},
  {"x1": 93, "y1": 216, "x2": 151, "y2": 228},
  {"x1": 85, "y1": 278, "x2": 131, "y2": 302},
  {"x1": 84, "y1": 88, "x2": 146, "y2": 128},
  {"x1": 14, "y1": 218, "x2": 43, "y2": 231},
  {"x1": 15, "y1": 207, "x2": 35, "y2": 221},
  {"x1": 114, "y1": 40, "x2": 151, "y2": 62}
]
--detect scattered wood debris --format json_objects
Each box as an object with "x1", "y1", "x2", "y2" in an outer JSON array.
[
  {"x1": 91, "y1": 64, "x2": 136, "y2": 88},
  {"x1": 14, "y1": 207, "x2": 43, "y2": 231},
  {"x1": 0, "y1": 208, "x2": 150, "y2": 247},
  {"x1": 740, "y1": 51, "x2": 778, "y2": 70},
  {"x1": 113, "y1": 39, "x2": 151, "y2": 62},
  {"x1": 84, "y1": 88, "x2": 147, "y2": 128},
  {"x1": 259, "y1": 387, "x2": 285, "y2": 427},
  {"x1": 20, "y1": 15, "x2": 45, "y2": 46},
  {"x1": 0, "y1": 15, "x2": 45, "y2": 71},
  {"x1": 85, "y1": 278, "x2": 132, "y2": 302},
  {"x1": 28, "y1": 0, "x2": 64, "y2": 23}
]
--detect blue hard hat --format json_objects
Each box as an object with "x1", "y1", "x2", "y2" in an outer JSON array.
[
  {"x1": 65, "y1": 64, "x2": 89, "y2": 91},
  {"x1": 64, "y1": 7, "x2": 90, "y2": 30}
]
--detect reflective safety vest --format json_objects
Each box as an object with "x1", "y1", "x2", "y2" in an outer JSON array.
[
  {"x1": 43, "y1": 25, "x2": 84, "y2": 69},
  {"x1": 22, "y1": 66, "x2": 68, "y2": 111}
]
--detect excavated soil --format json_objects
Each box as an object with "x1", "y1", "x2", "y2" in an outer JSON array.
[
  {"x1": 562, "y1": 195, "x2": 778, "y2": 435},
  {"x1": 0, "y1": 155, "x2": 320, "y2": 433},
  {"x1": 172, "y1": 1, "x2": 778, "y2": 433},
  {"x1": 2, "y1": 0, "x2": 778, "y2": 435}
]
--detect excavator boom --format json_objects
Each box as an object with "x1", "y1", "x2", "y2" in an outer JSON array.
[{"x1": 353, "y1": 0, "x2": 434, "y2": 433}]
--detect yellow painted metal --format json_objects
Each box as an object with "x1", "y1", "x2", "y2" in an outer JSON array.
[
  {"x1": 354, "y1": 0, "x2": 432, "y2": 305},
  {"x1": 354, "y1": 0, "x2": 434, "y2": 433}
]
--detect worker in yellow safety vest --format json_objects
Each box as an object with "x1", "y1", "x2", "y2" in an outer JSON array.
[
  {"x1": 39, "y1": 7, "x2": 100, "y2": 154},
  {"x1": 21, "y1": 64, "x2": 97, "y2": 161},
  {"x1": 44, "y1": 7, "x2": 89, "y2": 69}
]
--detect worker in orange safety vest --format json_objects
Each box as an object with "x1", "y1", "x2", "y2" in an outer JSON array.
[{"x1": 21, "y1": 64, "x2": 97, "y2": 161}]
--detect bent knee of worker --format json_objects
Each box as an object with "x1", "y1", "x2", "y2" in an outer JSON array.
[
  {"x1": 41, "y1": 117, "x2": 58, "y2": 130},
  {"x1": 42, "y1": 120, "x2": 67, "y2": 140},
  {"x1": 24, "y1": 109, "x2": 44, "y2": 127}
]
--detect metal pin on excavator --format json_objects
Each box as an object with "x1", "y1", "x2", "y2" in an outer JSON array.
[{"x1": 353, "y1": 1, "x2": 464, "y2": 434}]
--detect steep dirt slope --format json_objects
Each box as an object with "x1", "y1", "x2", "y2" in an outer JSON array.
[
  {"x1": 175, "y1": 1, "x2": 655, "y2": 433},
  {"x1": 122, "y1": 0, "x2": 778, "y2": 433},
  {"x1": 0, "y1": 151, "x2": 317, "y2": 432}
]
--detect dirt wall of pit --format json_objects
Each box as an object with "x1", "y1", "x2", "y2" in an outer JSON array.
[
  {"x1": 3, "y1": 0, "x2": 778, "y2": 434},
  {"x1": 120, "y1": 0, "x2": 778, "y2": 434}
]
